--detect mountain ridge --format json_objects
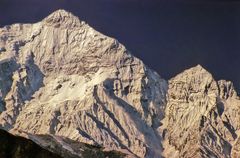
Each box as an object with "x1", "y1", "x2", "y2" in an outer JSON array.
[
  {"x1": 0, "y1": 9, "x2": 167, "y2": 158},
  {"x1": 0, "y1": 9, "x2": 240, "y2": 158}
]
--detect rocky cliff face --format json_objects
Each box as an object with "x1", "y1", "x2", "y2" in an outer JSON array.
[
  {"x1": 0, "y1": 9, "x2": 240, "y2": 158},
  {"x1": 161, "y1": 65, "x2": 240, "y2": 158},
  {"x1": 0, "y1": 10, "x2": 167, "y2": 158}
]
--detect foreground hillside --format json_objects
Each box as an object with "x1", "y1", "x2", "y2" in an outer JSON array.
[{"x1": 0, "y1": 129, "x2": 62, "y2": 158}]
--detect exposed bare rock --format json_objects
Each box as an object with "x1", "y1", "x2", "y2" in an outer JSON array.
[
  {"x1": 161, "y1": 65, "x2": 240, "y2": 158},
  {"x1": 1, "y1": 9, "x2": 240, "y2": 158},
  {"x1": 0, "y1": 9, "x2": 167, "y2": 158}
]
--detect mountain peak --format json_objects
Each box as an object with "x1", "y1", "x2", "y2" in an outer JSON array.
[
  {"x1": 194, "y1": 64, "x2": 204, "y2": 69},
  {"x1": 188, "y1": 64, "x2": 208, "y2": 73},
  {"x1": 171, "y1": 64, "x2": 214, "y2": 83},
  {"x1": 0, "y1": 9, "x2": 165, "y2": 158},
  {"x1": 49, "y1": 9, "x2": 72, "y2": 17},
  {"x1": 2, "y1": 9, "x2": 240, "y2": 158},
  {"x1": 43, "y1": 9, "x2": 83, "y2": 28}
]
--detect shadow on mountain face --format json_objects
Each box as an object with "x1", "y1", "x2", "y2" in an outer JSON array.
[
  {"x1": 0, "y1": 129, "x2": 126, "y2": 158},
  {"x1": 0, "y1": 0, "x2": 239, "y2": 92},
  {"x1": 0, "y1": 129, "x2": 63, "y2": 158},
  {"x1": 36, "y1": 134, "x2": 127, "y2": 158}
]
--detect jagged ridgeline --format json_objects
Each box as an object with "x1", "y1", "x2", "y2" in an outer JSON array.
[
  {"x1": 0, "y1": 9, "x2": 240, "y2": 158},
  {"x1": 162, "y1": 65, "x2": 240, "y2": 158},
  {"x1": 0, "y1": 9, "x2": 167, "y2": 158}
]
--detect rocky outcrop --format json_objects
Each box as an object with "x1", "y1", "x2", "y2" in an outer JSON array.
[
  {"x1": 0, "y1": 10, "x2": 167, "y2": 158},
  {"x1": 161, "y1": 65, "x2": 240, "y2": 158},
  {"x1": 1, "y1": 9, "x2": 240, "y2": 158}
]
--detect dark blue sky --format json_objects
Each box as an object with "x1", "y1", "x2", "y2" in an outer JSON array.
[{"x1": 0, "y1": 0, "x2": 240, "y2": 92}]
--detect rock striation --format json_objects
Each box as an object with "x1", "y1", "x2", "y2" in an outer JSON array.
[
  {"x1": 0, "y1": 9, "x2": 167, "y2": 158},
  {"x1": 0, "y1": 9, "x2": 240, "y2": 158},
  {"x1": 161, "y1": 65, "x2": 240, "y2": 158}
]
